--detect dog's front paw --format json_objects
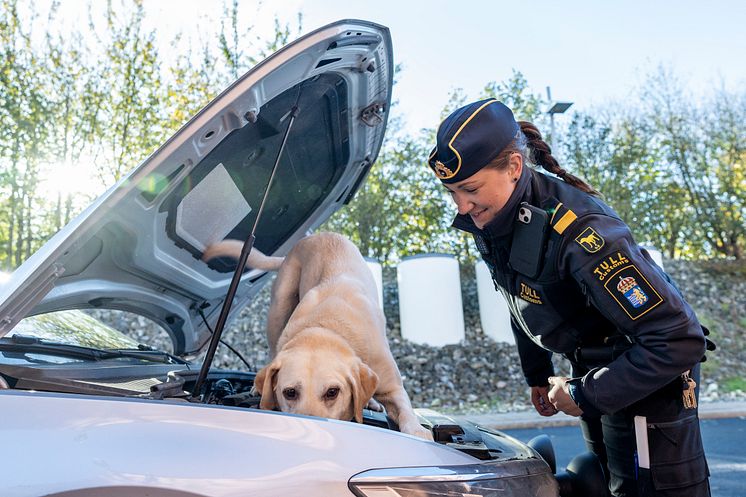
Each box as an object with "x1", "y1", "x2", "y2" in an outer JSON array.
[
  {"x1": 365, "y1": 398, "x2": 384, "y2": 412},
  {"x1": 402, "y1": 422, "x2": 434, "y2": 441}
]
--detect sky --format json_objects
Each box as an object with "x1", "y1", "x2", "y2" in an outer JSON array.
[
  {"x1": 32, "y1": 0, "x2": 746, "y2": 198},
  {"x1": 145, "y1": 0, "x2": 746, "y2": 134}
]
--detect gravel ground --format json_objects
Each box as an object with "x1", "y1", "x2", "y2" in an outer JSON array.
[{"x1": 99, "y1": 258, "x2": 746, "y2": 415}]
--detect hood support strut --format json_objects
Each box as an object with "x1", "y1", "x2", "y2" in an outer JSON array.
[{"x1": 192, "y1": 104, "x2": 300, "y2": 401}]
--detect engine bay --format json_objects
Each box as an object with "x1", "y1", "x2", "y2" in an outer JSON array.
[{"x1": 0, "y1": 357, "x2": 522, "y2": 461}]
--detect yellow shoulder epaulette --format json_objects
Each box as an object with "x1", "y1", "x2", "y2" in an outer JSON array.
[{"x1": 549, "y1": 202, "x2": 577, "y2": 235}]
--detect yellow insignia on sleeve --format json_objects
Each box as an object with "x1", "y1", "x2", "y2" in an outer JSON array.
[
  {"x1": 519, "y1": 282, "x2": 543, "y2": 305},
  {"x1": 575, "y1": 227, "x2": 605, "y2": 253},
  {"x1": 592, "y1": 251, "x2": 631, "y2": 281},
  {"x1": 604, "y1": 265, "x2": 664, "y2": 320},
  {"x1": 552, "y1": 209, "x2": 577, "y2": 234}
]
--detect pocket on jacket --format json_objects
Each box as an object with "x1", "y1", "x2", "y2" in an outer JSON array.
[{"x1": 648, "y1": 415, "x2": 709, "y2": 491}]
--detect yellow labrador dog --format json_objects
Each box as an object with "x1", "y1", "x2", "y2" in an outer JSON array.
[{"x1": 203, "y1": 232, "x2": 432, "y2": 440}]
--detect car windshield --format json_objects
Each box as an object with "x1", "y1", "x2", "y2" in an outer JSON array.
[{"x1": 9, "y1": 310, "x2": 141, "y2": 350}]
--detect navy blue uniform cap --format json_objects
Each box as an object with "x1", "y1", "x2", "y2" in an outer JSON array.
[{"x1": 428, "y1": 98, "x2": 519, "y2": 183}]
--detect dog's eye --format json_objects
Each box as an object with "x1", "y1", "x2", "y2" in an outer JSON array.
[
  {"x1": 324, "y1": 387, "x2": 339, "y2": 400},
  {"x1": 283, "y1": 388, "x2": 297, "y2": 400}
]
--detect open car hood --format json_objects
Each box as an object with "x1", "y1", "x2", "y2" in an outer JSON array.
[{"x1": 0, "y1": 20, "x2": 393, "y2": 356}]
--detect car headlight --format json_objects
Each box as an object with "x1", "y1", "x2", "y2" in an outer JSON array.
[{"x1": 349, "y1": 458, "x2": 558, "y2": 497}]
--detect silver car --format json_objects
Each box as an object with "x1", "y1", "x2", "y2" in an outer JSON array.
[{"x1": 0, "y1": 20, "x2": 601, "y2": 497}]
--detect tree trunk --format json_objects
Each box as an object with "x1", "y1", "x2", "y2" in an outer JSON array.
[
  {"x1": 7, "y1": 186, "x2": 16, "y2": 270},
  {"x1": 25, "y1": 187, "x2": 32, "y2": 260}
]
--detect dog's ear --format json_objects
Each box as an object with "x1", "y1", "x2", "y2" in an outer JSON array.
[
  {"x1": 349, "y1": 360, "x2": 378, "y2": 423},
  {"x1": 254, "y1": 358, "x2": 282, "y2": 411}
]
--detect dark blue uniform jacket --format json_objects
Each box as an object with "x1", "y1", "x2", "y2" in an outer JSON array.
[{"x1": 453, "y1": 168, "x2": 706, "y2": 416}]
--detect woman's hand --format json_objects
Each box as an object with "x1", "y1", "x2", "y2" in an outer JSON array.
[
  {"x1": 531, "y1": 385, "x2": 558, "y2": 416},
  {"x1": 547, "y1": 376, "x2": 583, "y2": 417}
]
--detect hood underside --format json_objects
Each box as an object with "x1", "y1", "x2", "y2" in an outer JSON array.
[{"x1": 0, "y1": 20, "x2": 393, "y2": 356}]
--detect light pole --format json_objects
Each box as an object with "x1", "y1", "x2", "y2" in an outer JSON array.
[{"x1": 546, "y1": 86, "x2": 573, "y2": 148}]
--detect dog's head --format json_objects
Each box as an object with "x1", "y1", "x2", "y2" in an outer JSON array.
[{"x1": 253, "y1": 336, "x2": 378, "y2": 423}]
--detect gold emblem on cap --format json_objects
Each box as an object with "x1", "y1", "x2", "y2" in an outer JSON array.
[{"x1": 434, "y1": 160, "x2": 454, "y2": 178}]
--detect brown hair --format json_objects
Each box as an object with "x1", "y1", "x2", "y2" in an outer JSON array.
[{"x1": 485, "y1": 121, "x2": 600, "y2": 196}]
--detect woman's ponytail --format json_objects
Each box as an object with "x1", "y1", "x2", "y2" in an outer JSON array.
[{"x1": 518, "y1": 121, "x2": 600, "y2": 196}]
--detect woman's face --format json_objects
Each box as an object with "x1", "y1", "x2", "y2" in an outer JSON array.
[{"x1": 443, "y1": 153, "x2": 522, "y2": 229}]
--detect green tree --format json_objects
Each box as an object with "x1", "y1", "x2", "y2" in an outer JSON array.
[
  {"x1": 166, "y1": 40, "x2": 221, "y2": 129},
  {"x1": 44, "y1": 26, "x2": 101, "y2": 229},
  {"x1": 0, "y1": 0, "x2": 302, "y2": 270},
  {"x1": 700, "y1": 87, "x2": 746, "y2": 258},
  {"x1": 325, "y1": 71, "x2": 545, "y2": 264},
  {"x1": 561, "y1": 68, "x2": 746, "y2": 259},
  {"x1": 217, "y1": 0, "x2": 302, "y2": 84},
  {"x1": 482, "y1": 70, "x2": 545, "y2": 123},
  {"x1": 86, "y1": 0, "x2": 167, "y2": 186},
  {"x1": 641, "y1": 67, "x2": 746, "y2": 258},
  {"x1": 563, "y1": 107, "x2": 704, "y2": 258},
  {"x1": 166, "y1": 1, "x2": 302, "y2": 137},
  {"x1": 0, "y1": 0, "x2": 55, "y2": 267}
]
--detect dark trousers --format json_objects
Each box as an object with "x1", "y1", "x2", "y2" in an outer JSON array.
[{"x1": 577, "y1": 365, "x2": 710, "y2": 497}]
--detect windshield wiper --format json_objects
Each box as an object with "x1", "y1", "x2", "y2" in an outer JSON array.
[
  {"x1": 112, "y1": 347, "x2": 187, "y2": 365},
  {"x1": 0, "y1": 335, "x2": 185, "y2": 365}
]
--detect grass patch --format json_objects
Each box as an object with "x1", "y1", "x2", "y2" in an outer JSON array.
[{"x1": 723, "y1": 377, "x2": 746, "y2": 393}]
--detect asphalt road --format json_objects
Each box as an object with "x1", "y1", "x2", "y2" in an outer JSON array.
[{"x1": 503, "y1": 417, "x2": 745, "y2": 497}]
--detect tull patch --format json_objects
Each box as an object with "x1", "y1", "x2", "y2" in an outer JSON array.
[{"x1": 519, "y1": 282, "x2": 543, "y2": 305}]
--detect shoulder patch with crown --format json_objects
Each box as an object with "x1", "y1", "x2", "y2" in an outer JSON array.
[{"x1": 603, "y1": 265, "x2": 664, "y2": 320}]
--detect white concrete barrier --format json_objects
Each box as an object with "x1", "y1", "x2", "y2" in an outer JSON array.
[
  {"x1": 475, "y1": 260, "x2": 514, "y2": 344},
  {"x1": 641, "y1": 245, "x2": 664, "y2": 270},
  {"x1": 364, "y1": 257, "x2": 384, "y2": 312},
  {"x1": 397, "y1": 254, "x2": 465, "y2": 346}
]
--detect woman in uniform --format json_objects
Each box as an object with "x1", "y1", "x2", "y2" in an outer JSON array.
[{"x1": 427, "y1": 98, "x2": 714, "y2": 497}]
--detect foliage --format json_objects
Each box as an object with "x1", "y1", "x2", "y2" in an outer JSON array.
[
  {"x1": 0, "y1": 0, "x2": 298, "y2": 269},
  {"x1": 0, "y1": 0, "x2": 54, "y2": 267},
  {"x1": 324, "y1": 70, "x2": 548, "y2": 264},
  {"x1": 1, "y1": 2, "x2": 745, "y2": 272},
  {"x1": 482, "y1": 70, "x2": 546, "y2": 124},
  {"x1": 722, "y1": 377, "x2": 746, "y2": 394},
  {"x1": 87, "y1": 1, "x2": 166, "y2": 185},
  {"x1": 323, "y1": 131, "x2": 461, "y2": 263},
  {"x1": 560, "y1": 67, "x2": 746, "y2": 259}
]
